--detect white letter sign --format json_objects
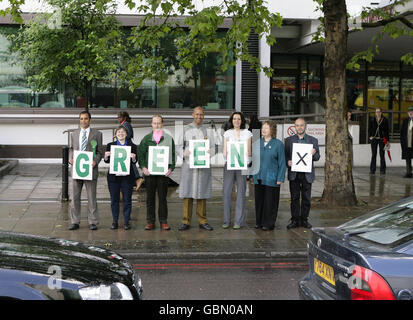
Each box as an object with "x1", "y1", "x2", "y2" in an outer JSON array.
[
  {"x1": 73, "y1": 150, "x2": 93, "y2": 180},
  {"x1": 148, "y1": 146, "x2": 169, "y2": 175},
  {"x1": 189, "y1": 139, "x2": 210, "y2": 169},
  {"x1": 227, "y1": 140, "x2": 248, "y2": 170},
  {"x1": 109, "y1": 145, "x2": 131, "y2": 176},
  {"x1": 292, "y1": 143, "x2": 313, "y2": 173}
]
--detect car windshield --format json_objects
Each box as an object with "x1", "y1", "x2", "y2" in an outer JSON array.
[{"x1": 338, "y1": 198, "x2": 413, "y2": 246}]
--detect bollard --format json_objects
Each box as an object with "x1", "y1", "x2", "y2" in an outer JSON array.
[{"x1": 62, "y1": 146, "x2": 69, "y2": 202}]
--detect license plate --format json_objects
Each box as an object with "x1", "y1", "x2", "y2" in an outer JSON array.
[{"x1": 314, "y1": 257, "x2": 335, "y2": 286}]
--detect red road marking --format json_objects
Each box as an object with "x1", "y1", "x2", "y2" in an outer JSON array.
[{"x1": 133, "y1": 262, "x2": 309, "y2": 270}]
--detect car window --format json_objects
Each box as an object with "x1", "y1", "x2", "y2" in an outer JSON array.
[{"x1": 338, "y1": 198, "x2": 413, "y2": 246}]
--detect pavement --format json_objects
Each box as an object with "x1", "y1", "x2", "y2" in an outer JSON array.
[{"x1": 0, "y1": 162, "x2": 412, "y2": 261}]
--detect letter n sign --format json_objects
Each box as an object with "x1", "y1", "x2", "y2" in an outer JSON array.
[
  {"x1": 72, "y1": 150, "x2": 93, "y2": 180},
  {"x1": 227, "y1": 141, "x2": 248, "y2": 170},
  {"x1": 148, "y1": 146, "x2": 169, "y2": 175},
  {"x1": 189, "y1": 139, "x2": 210, "y2": 169},
  {"x1": 109, "y1": 145, "x2": 131, "y2": 176}
]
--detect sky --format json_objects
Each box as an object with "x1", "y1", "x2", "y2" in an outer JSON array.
[{"x1": 0, "y1": 0, "x2": 405, "y2": 19}]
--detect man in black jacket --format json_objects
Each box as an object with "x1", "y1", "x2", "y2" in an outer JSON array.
[
  {"x1": 368, "y1": 108, "x2": 389, "y2": 175},
  {"x1": 400, "y1": 107, "x2": 413, "y2": 178}
]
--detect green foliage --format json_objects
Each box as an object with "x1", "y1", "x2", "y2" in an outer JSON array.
[
  {"x1": 6, "y1": 0, "x2": 124, "y2": 100},
  {"x1": 123, "y1": 0, "x2": 283, "y2": 90}
]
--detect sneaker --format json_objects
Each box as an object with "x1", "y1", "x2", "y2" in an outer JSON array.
[
  {"x1": 110, "y1": 222, "x2": 118, "y2": 230},
  {"x1": 233, "y1": 225, "x2": 241, "y2": 230},
  {"x1": 222, "y1": 223, "x2": 230, "y2": 229}
]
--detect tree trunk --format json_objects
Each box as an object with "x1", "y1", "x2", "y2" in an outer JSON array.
[{"x1": 321, "y1": 0, "x2": 357, "y2": 206}]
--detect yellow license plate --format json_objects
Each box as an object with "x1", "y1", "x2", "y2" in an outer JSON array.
[{"x1": 314, "y1": 257, "x2": 335, "y2": 286}]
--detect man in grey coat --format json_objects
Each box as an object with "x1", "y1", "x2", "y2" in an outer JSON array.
[
  {"x1": 177, "y1": 106, "x2": 214, "y2": 231},
  {"x1": 68, "y1": 110, "x2": 103, "y2": 231},
  {"x1": 284, "y1": 118, "x2": 320, "y2": 229}
]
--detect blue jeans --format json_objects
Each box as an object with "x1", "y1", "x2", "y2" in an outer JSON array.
[{"x1": 108, "y1": 177, "x2": 133, "y2": 223}]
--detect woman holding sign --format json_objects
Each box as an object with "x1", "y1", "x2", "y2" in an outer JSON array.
[
  {"x1": 138, "y1": 114, "x2": 176, "y2": 231},
  {"x1": 252, "y1": 121, "x2": 286, "y2": 231},
  {"x1": 222, "y1": 112, "x2": 252, "y2": 229},
  {"x1": 104, "y1": 126, "x2": 137, "y2": 230}
]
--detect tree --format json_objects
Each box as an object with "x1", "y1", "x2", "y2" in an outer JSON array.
[
  {"x1": 6, "y1": 0, "x2": 124, "y2": 107},
  {"x1": 317, "y1": 0, "x2": 412, "y2": 206}
]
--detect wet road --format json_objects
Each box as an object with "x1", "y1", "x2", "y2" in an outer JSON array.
[{"x1": 132, "y1": 258, "x2": 309, "y2": 300}]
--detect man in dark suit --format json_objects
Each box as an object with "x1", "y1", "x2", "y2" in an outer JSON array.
[
  {"x1": 284, "y1": 118, "x2": 320, "y2": 229},
  {"x1": 68, "y1": 110, "x2": 103, "y2": 230},
  {"x1": 400, "y1": 106, "x2": 413, "y2": 178}
]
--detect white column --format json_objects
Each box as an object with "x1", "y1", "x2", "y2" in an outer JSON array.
[
  {"x1": 235, "y1": 58, "x2": 242, "y2": 112},
  {"x1": 258, "y1": 36, "x2": 271, "y2": 118}
]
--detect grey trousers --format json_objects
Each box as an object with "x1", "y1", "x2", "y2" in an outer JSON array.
[
  {"x1": 70, "y1": 179, "x2": 99, "y2": 225},
  {"x1": 223, "y1": 166, "x2": 247, "y2": 226}
]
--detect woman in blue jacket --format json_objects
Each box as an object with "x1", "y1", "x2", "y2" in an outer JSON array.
[{"x1": 252, "y1": 120, "x2": 286, "y2": 231}]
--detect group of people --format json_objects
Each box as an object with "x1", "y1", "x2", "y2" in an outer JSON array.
[{"x1": 67, "y1": 108, "x2": 320, "y2": 232}]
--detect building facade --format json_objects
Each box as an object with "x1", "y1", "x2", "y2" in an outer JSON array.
[{"x1": 0, "y1": 0, "x2": 412, "y2": 160}]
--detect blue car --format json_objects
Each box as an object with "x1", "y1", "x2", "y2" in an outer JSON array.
[
  {"x1": 299, "y1": 197, "x2": 413, "y2": 300},
  {"x1": 0, "y1": 231, "x2": 143, "y2": 300}
]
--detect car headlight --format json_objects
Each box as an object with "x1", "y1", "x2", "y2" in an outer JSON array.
[{"x1": 78, "y1": 283, "x2": 133, "y2": 300}]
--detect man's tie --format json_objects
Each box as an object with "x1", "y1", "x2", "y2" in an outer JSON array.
[{"x1": 81, "y1": 130, "x2": 87, "y2": 151}]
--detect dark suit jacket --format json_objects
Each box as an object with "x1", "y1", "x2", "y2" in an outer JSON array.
[
  {"x1": 400, "y1": 118, "x2": 413, "y2": 159},
  {"x1": 69, "y1": 128, "x2": 103, "y2": 180},
  {"x1": 284, "y1": 134, "x2": 320, "y2": 184},
  {"x1": 104, "y1": 141, "x2": 138, "y2": 183},
  {"x1": 368, "y1": 117, "x2": 389, "y2": 140}
]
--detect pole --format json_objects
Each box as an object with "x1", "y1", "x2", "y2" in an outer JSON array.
[{"x1": 62, "y1": 146, "x2": 69, "y2": 202}]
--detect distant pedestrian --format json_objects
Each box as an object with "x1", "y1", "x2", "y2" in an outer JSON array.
[
  {"x1": 368, "y1": 108, "x2": 389, "y2": 175},
  {"x1": 117, "y1": 111, "x2": 143, "y2": 191},
  {"x1": 400, "y1": 106, "x2": 413, "y2": 178},
  {"x1": 104, "y1": 126, "x2": 137, "y2": 230},
  {"x1": 252, "y1": 120, "x2": 285, "y2": 231},
  {"x1": 284, "y1": 118, "x2": 320, "y2": 229},
  {"x1": 138, "y1": 115, "x2": 176, "y2": 231},
  {"x1": 222, "y1": 112, "x2": 252, "y2": 229}
]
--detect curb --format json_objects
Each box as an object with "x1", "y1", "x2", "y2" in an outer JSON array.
[
  {"x1": 118, "y1": 250, "x2": 308, "y2": 261},
  {"x1": 0, "y1": 160, "x2": 18, "y2": 178}
]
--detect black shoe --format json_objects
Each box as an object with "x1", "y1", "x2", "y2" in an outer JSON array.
[
  {"x1": 301, "y1": 220, "x2": 312, "y2": 229},
  {"x1": 404, "y1": 173, "x2": 412, "y2": 178},
  {"x1": 124, "y1": 223, "x2": 131, "y2": 230},
  {"x1": 380, "y1": 171, "x2": 386, "y2": 175},
  {"x1": 287, "y1": 220, "x2": 300, "y2": 230},
  {"x1": 89, "y1": 224, "x2": 98, "y2": 230},
  {"x1": 262, "y1": 226, "x2": 274, "y2": 231},
  {"x1": 254, "y1": 225, "x2": 262, "y2": 229},
  {"x1": 178, "y1": 224, "x2": 190, "y2": 231},
  {"x1": 111, "y1": 222, "x2": 118, "y2": 230},
  {"x1": 69, "y1": 223, "x2": 79, "y2": 230},
  {"x1": 370, "y1": 171, "x2": 375, "y2": 174},
  {"x1": 199, "y1": 223, "x2": 213, "y2": 231}
]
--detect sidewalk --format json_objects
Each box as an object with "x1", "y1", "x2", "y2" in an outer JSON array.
[{"x1": 0, "y1": 163, "x2": 411, "y2": 260}]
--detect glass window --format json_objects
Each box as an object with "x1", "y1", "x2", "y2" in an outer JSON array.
[
  {"x1": 1, "y1": 26, "x2": 234, "y2": 110},
  {"x1": 270, "y1": 76, "x2": 297, "y2": 115},
  {"x1": 369, "y1": 61, "x2": 400, "y2": 72}
]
